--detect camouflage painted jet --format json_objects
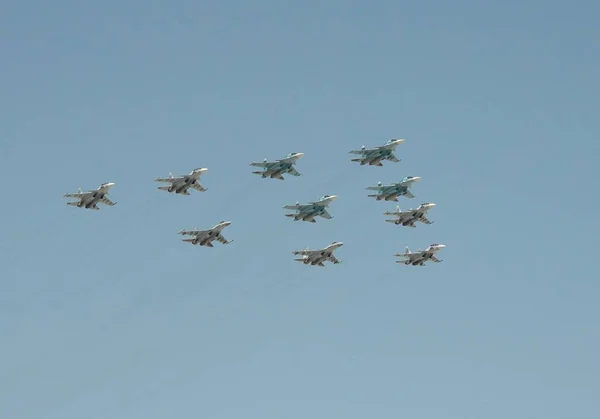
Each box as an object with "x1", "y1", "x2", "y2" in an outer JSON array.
[
  {"x1": 349, "y1": 139, "x2": 404, "y2": 166},
  {"x1": 155, "y1": 168, "x2": 208, "y2": 195},
  {"x1": 292, "y1": 241, "x2": 344, "y2": 266},
  {"x1": 63, "y1": 182, "x2": 117, "y2": 210},
  {"x1": 283, "y1": 195, "x2": 337, "y2": 223},
  {"x1": 384, "y1": 202, "x2": 436, "y2": 227},
  {"x1": 366, "y1": 176, "x2": 421, "y2": 201},
  {"x1": 394, "y1": 244, "x2": 446, "y2": 266},
  {"x1": 250, "y1": 152, "x2": 304, "y2": 180},
  {"x1": 179, "y1": 221, "x2": 233, "y2": 247}
]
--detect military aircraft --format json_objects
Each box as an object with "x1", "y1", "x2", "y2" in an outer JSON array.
[
  {"x1": 63, "y1": 182, "x2": 117, "y2": 210},
  {"x1": 178, "y1": 221, "x2": 233, "y2": 247},
  {"x1": 292, "y1": 241, "x2": 344, "y2": 266},
  {"x1": 155, "y1": 168, "x2": 208, "y2": 195},
  {"x1": 349, "y1": 139, "x2": 405, "y2": 166},
  {"x1": 384, "y1": 202, "x2": 436, "y2": 227},
  {"x1": 250, "y1": 152, "x2": 304, "y2": 180},
  {"x1": 283, "y1": 195, "x2": 337, "y2": 223},
  {"x1": 394, "y1": 244, "x2": 446, "y2": 266},
  {"x1": 366, "y1": 176, "x2": 421, "y2": 201}
]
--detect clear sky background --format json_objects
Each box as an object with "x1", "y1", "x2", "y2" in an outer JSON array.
[{"x1": 1, "y1": 1, "x2": 599, "y2": 418}]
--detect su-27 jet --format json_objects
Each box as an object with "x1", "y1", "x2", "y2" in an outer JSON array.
[
  {"x1": 366, "y1": 176, "x2": 421, "y2": 201},
  {"x1": 283, "y1": 195, "x2": 337, "y2": 223},
  {"x1": 395, "y1": 244, "x2": 446, "y2": 266},
  {"x1": 349, "y1": 139, "x2": 405, "y2": 166},
  {"x1": 292, "y1": 241, "x2": 344, "y2": 267},
  {"x1": 178, "y1": 221, "x2": 233, "y2": 247},
  {"x1": 63, "y1": 182, "x2": 116, "y2": 210},
  {"x1": 155, "y1": 168, "x2": 208, "y2": 195},
  {"x1": 250, "y1": 152, "x2": 304, "y2": 180},
  {"x1": 384, "y1": 202, "x2": 436, "y2": 227}
]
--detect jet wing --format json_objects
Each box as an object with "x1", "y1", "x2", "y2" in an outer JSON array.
[
  {"x1": 287, "y1": 166, "x2": 301, "y2": 176},
  {"x1": 155, "y1": 176, "x2": 181, "y2": 183},
  {"x1": 190, "y1": 183, "x2": 206, "y2": 192},
  {"x1": 430, "y1": 255, "x2": 442, "y2": 263},
  {"x1": 321, "y1": 209, "x2": 333, "y2": 219},
  {"x1": 283, "y1": 204, "x2": 308, "y2": 210},
  {"x1": 387, "y1": 153, "x2": 400, "y2": 162},
  {"x1": 329, "y1": 254, "x2": 341, "y2": 264},
  {"x1": 216, "y1": 234, "x2": 232, "y2": 244},
  {"x1": 63, "y1": 192, "x2": 90, "y2": 198},
  {"x1": 99, "y1": 197, "x2": 116, "y2": 206},
  {"x1": 403, "y1": 189, "x2": 415, "y2": 199},
  {"x1": 366, "y1": 185, "x2": 383, "y2": 191},
  {"x1": 293, "y1": 249, "x2": 315, "y2": 256},
  {"x1": 179, "y1": 229, "x2": 204, "y2": 236},
  {"x1": 250, "y1": 161, "x2": 273, "y2": 168},
  {"x1": 349, "y1": 148, "x2": 375, "y2": 155}
]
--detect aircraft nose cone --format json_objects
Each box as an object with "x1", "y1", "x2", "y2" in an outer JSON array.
[
  {"x1": 329, "y1": 195, "x2": 338, "y2": 200},
  {"x1": 106, "y1": 182, "x2": 115, "y2": 187},
  {"x1": 296, "y1": 152, "x2": 304, "y2": 158},
  {"x1": 412, "y1": 177, "x2": 421, "y2": 182}
]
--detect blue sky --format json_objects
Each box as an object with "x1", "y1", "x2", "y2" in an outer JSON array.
[{"x1": 1, "y1": 0, "x2": 599, "y2": 418}]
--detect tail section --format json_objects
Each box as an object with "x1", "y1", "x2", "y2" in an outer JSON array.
[
  {"x1": 67, "y1": 202, "x2": 80, "y2": 207},
  {"x1": 158, "y1": 186, "x2": 171, "y2": 192}
]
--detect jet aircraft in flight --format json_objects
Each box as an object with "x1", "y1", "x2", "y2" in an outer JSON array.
[
  {"x1": 250, "y1": 152, "x2": 304, "y2": 180},
  {"x1": 349, "y1": 139, "x2": 404, "y2": 166},
  {"x1": 155, "y1": 168, "x2": 208, "y2": 195},
  {"x1": 179, "y1": 221, "x2": 233, "y2": 247},
  {"x1": 292, "y1": 241, "x2": 344, "y2": 266},
  {"x1": 366, "y1": 176, "x2": 421, "y2": 201},
  {"x1": 63, "y1": 182, "x2": 117, "y2": 210},
  {"x1": 384, "y1": 202, "x2": 436, "y2": 227},
  {"x1": 394, "y1": 244, "x2": 446, "y2": 266},
  {"x1": 283, "y1": 195, "x2": 337, "y2": 223}
]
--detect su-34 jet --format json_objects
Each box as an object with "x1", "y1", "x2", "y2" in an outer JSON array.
[
  {"x1": 395, "y1": 244, "x2": 446, "y2": 266},
  {"x1": 283, "y1": 195, "x2": 337, "y2": 223},
  {"x1": 292, "y1": 241, "x2": 344, "y2": 267},
  {"x1": 179, "y1": 221, "x2": 233, "y2": 247},
  {"x1": 155, "y1": 168, "x2": 208, "y2": 195},
  {"x1": 366, "y1": 176, "x2": 421, "y2": 201},
  {"x1": 384, "y1": 202, "x2": 436, "y2": 227},
  {"x1": 63, "y1": 182, "x2": 117, "y2": 210},
  {"x1": 349, "y1": 138, "x2": 405, "y2": 166},
  {"x1": 250, "y1": 152, "x2": 304, "y2": 180}
]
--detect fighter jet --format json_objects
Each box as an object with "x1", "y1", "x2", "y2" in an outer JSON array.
[
  {"x1": 283, "y1": 195, "x2": 337, "y2": 223},
  {"x1": 384, "y1": 202, "x2": 436, "y2": 227},
  {"x1": 349, "y1": 139, "x2": 405, "y2": 166},
  {"x1": 155, "y1": 168, "x2": 208, "y2": 195},
  {"x1": 250, "y1": 152, "x2": 304, "y2": 180},
  {"x1": 63, "y1": 182, "x2": 117, "y2": 210},
  {"x1": 178, "y1": 221, "x2": 233, "y2": 247},
  {"x1": 394, "y1": 244, "x2": 446, "y2": 266},
  {"x1": 292, "y1": 241, "x2": 344, "y2": 267},
  {"x1": 366, "y1": 176, "x2": 421, "y2": 201}
]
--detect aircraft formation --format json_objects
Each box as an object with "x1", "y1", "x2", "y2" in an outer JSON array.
[{"x1": 63, "y1": 139, "x2": 445, "y2": 267}]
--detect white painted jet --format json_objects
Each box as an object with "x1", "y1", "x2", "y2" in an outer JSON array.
[
  {"x1": 179, "y1": 221, "x2": 233, "y2": 247},
  {"x1": 395, "y1": 244, "x2": 446, "y2": 266},
  {"x1": 63, "y1": 182, "x2": 116, "y2": 210},
  {"x1": 292, "y1": 241, "x2": 344, "y2": 266},
  {"x1": 155, "y1": 168, "x2": 208, "y2": 195},
  {"x1": 349, "y1": 139, "x2": 405, "y2": 166},
  {"x1": 384, "y1": 202, "x2": 436, "y2": 227}
]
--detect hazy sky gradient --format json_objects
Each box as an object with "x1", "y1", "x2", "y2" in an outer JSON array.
[{"x1": 1, "y1": 1, "x2": 599, "y2": 418}]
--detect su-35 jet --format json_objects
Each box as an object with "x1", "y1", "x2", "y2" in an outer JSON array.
[
  {"x1": 384, "y1": 202, "x2": 436, "y2": 227},
  {"x1": 155, "y1": 168, "x2": 208, "y2": 195},
  {"x1": 63, "y1": 182, "x2": 117, "y2": 210},
  {"x1": 292, "y1": 241, "x2": 344, "y2": 267},
  {"x1": 366, "y1": 176, "x2": 421, "y2": 201},
  {"x1": 179, "y1": 221, "x2": 233, "y2": 247},
  {"x1": 349, "y1": 139, "x2": 405, "y2": 166},
  {"x1": 250, "y1": 152, "x2": 304, "y2": 180},
  {"x1": 395, "y1": 244, "x2": 446, "y2": 266},
  {"x1": 283, "y1": 195, "x2": 337, "y2": 223}
]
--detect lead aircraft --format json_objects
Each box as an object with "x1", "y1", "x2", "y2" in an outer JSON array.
[
  {"x1": 283, "y1": 195, "x2": 337, "y2": 223},
  {"x1": 292, "y1": 241, "x2": 344, "y2": 266},
  {"x1": 63, "y1": 182, "x2": 117, "y2": 210},
  {"x1": 250, "y1": 152, "x2": 304, "y2": 180},
  {"x1": 179, "y1": 221, "x2": 233, "y2": 247},
  {"x1": 155, "y1": 168, "x2": 208, "y2": 195},
  {"x1": 366, "y1": 176, "x2": 421, "y2": 201},
  {"x1": 349, "y1": 139, "x2": 404, "y2": 166},
  {"x1": 384, "y1": 202, "x2": 436, "y2": 227},
  {"x1": 395, "y1": 244, "x2": 446, "y2": 266}
]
